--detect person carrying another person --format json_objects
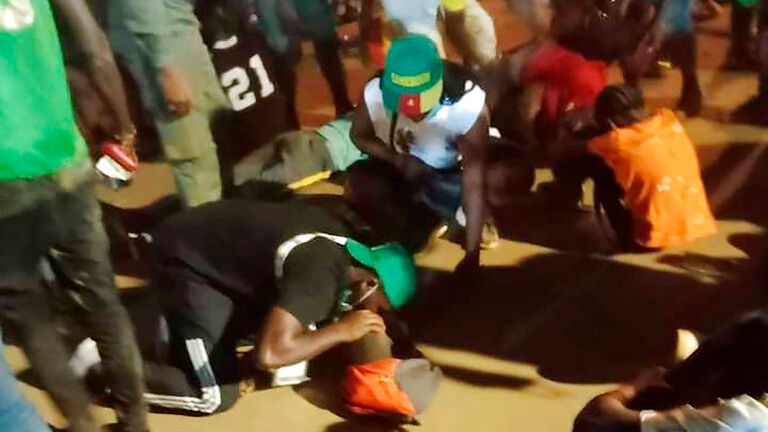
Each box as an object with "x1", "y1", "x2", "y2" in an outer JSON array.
[
  {"x1": 0, "y1": 0, "x2": 148, "y2": 431},
  {"x1": 551, "y1": 84, "x2": 716, "y2": 250},
  {"x1": 108, "y1": 0, "x2": 231, "y2": 207},
  {"x1": 347, "y1": 34, "x2": 492, "y2": 269},
  {"x1": 71, "y1": 200, "x2": 418, "y2": 414}
]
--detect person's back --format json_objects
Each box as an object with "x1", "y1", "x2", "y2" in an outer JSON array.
[
  {"x1": 152, "y1": 200, "x2": 352, "y2": 300},
  {"x1": 588, "y1": 87, "x2": 716, "y2": 248}
]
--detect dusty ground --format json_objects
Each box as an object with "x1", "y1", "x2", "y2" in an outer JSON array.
[{"x1": 7, "y1": 1, "x2": 768, "y2": 431}]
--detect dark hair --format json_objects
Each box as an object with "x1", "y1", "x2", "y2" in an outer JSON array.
[{"x1": 594, "y1": 84, "x2": 644, "y2": 128}]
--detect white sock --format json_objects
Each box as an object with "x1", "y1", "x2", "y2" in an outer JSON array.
[{"x1": 69, "y1": 338, "x2": 102, "y2": 378}]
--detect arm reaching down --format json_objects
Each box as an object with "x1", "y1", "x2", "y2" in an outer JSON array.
[
  {"x1": 457, "y1": 106, "x2": 490, "y2": 270},
  {"x1": 351, "y1": 102, "x2": 399, "y2": 164},
  {"x1": 52, "y1": 0, "x2": 136, "y2": 143},
  {"x1": 351, "y1": 102, "x2": 437, "y2": 183}
]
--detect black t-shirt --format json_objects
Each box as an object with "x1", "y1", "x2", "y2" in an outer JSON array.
[
  {"x1": 152, "y1": 200, "x2": 352, "y2": 326},
  {"x1": 208, "y1": 30, "x2": 292, "y2": 161}
]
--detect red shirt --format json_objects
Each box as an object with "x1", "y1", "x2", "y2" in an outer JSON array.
[{"x1": 522, "y1": 43, "x2": 608, "y2": 122}]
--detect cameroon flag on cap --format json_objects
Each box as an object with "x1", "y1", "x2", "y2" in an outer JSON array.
[{"x1": 381, "y1": 35, "x2": 444, "y2": 118}]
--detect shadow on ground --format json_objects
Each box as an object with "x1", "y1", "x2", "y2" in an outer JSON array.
[
  {"x1": 403, "y1": 243, "x2": 767, "y2": 384},
  {"x1": 491, "y1": 141, "x2": 768, "y2": 253}
]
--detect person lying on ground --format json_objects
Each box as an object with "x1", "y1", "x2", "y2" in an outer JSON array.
[
  {"x1": 339, "y1": 327, "x2": 442, "y2": 425},
  {"x1": 574, "y1": 307, "x2": 768, "y2": 432},
  {"x1": 232, "y1": 116, "x2": 366, "y2": 188}
]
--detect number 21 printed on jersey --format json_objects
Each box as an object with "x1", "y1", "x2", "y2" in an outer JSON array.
[{"x1": 220, "y1": 54, "x2": 275, "y2": 111}]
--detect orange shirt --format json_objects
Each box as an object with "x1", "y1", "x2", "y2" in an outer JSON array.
[
  {"x1": 588, "y1": 109, "x2": 716, "y2": 248},
  {"x1": 343, "y1": 358, "x2": 416, "y2": 415}
]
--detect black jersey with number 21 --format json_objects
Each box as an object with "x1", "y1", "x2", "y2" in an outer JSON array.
[{"x1": 210, "y1": 31, "x2": 292, "y2": 160}]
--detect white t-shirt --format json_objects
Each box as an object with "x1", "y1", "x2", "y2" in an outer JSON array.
[
  {"x1": 363, "y1": 77, "x2": 486, "y2": 169},
  {"x1": 641, "y1": 395, "x2": 768, "y2": 432},
  {"x1": 382, "y1": 0, "x2": 441, "y2": 36}
]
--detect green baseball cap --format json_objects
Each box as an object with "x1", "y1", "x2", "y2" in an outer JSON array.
[
  {"x1": 345, "y1": 240, "x2": 417, "y2": 309},
  {"x1": 382, "y1": 34, "x2": 444, "y2": 118}
]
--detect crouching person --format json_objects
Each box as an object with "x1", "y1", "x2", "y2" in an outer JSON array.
[
  {"x1": 78, "y1": 200, "x2": 417, "y2": 415},
  {"x1": 553, "y1": 85, "x2": 716, "y2": 250}
]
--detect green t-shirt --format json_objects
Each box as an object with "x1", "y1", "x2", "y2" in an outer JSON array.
[
  {"x1": 0, "y1": 0, "x2": 85, "y2": 181},
  {"x1": 316, "y1": 118, "x2": 366, "y2": 171}
]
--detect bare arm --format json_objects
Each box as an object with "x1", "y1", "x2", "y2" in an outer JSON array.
[
  {"x1": 52, "y1": 0, "x2": 135, "y2": 140},
  {"x1": 351, "y1": 102, "x2": 399, "y2": 165},
  {"x1": 479, "y1": 38, "x2": 545, "y2": 111},
  {"x1": 443, "y1": 10, "x2": 480, "y2": 66},
  {"x1": 256, "y1": 307, "x2": 385, "y2": 370},
  {"x1": 457, "y1": 107, "x2": 490, "y2": 265}
]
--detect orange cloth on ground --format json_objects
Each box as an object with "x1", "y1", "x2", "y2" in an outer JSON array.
[
  {"x1": 342, "y1": 358, "x2": 416, "y2": 416},
  {"x1": 588, "y1": 109, "x2": 716, "y2": 248}
]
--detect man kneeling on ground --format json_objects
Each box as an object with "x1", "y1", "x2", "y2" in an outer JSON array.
[
  {"x1": 347, "y1": 34, "x2": 491, "y2": 270},
  {"x1": 73, "y1": 200, "x2": 417, "y2": 414}
]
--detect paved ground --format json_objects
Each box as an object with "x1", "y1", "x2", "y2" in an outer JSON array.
[{"x1": 6, "y1": 2, "x2": 768, "y2": 431}]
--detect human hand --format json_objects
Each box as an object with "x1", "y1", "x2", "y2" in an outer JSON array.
[
  {"x1": 573, "y1": 386, "x2": 642, "y2": 432},
  {"x1": 336, "y1": 310, "x2": 386, "y2": 343},
  {"x1": 628, "y1": 367, "x2": 678, "y2": 411},
  {"x1": 116, "y1": 127, "x2": 138, "y2": 163},
  {"x1": 159, "y1": 67, "x2": 192, "y2": 117}
]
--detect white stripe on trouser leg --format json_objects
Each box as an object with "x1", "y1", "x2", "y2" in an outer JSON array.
[{"x1": 144, "y1": 338, "x2": 222, "y2": 413}]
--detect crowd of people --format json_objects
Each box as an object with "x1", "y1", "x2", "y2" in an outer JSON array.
[{"x1": 2, "y1": 0, "x2": 768, "y2": 431}]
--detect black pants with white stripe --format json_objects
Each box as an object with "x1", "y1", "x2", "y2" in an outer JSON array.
[{"x1": 142, "y1": 258, "x2": 258, "y2": 415}]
